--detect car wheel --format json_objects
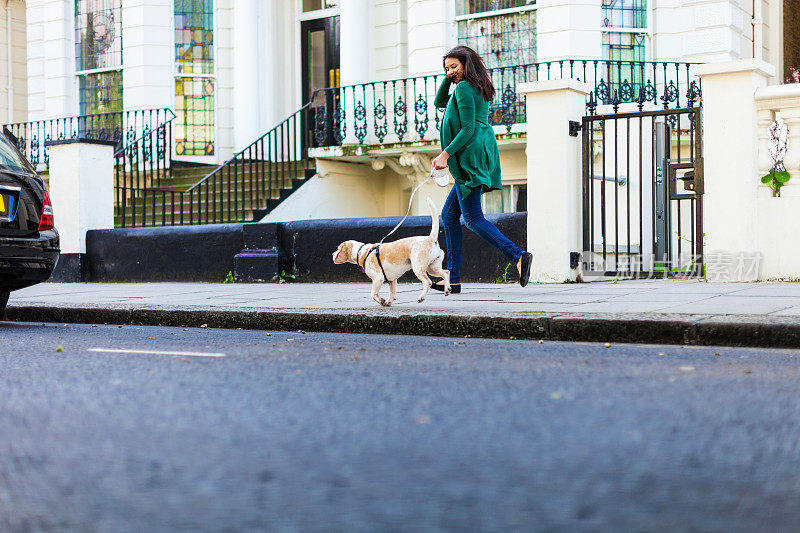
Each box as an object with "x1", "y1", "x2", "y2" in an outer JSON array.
[{"x1": 0, "y1": 291, "x2": 8, "y2": 319}]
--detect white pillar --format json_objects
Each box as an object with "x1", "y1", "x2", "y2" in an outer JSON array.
[
  {"x1": 407, "y1": 0, "x2": 450, "y2": 75},
  {"x1": 518, "y1": 79, "x2": 590, "y2": 283},
  {"x1": 41, "y1": 0, "x2": 74, "y2": 117},
  {"x1": 234, "y1": 0, "x2": 262, "y2": 150},
  {"x1": 535, "y1": 0, "x2": 602, "y2": 62},
  {"x1": 46, "y1": 139, "x2": 114, "y2": 273},
  {"x1": 694, "y1": 59, "x2": 774, "y2": 272},
  {"x1": 122, "y1": 0, "x2": 173, "y2": 112},
  {"x1": 340, "y1": 0, "x2": 373, "y2": 85}
]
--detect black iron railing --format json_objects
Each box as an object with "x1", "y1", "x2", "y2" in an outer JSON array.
[
  {"x1": 309, "y1": 59, "x2": 701, "y2": 147},
  {"x1": 4, "y1": 108, "x2": 175, "y2": 171},
  {"x1": 114, "y1": 110, "x2": 176, "y2": 211},
  {"x1": 116, "y1": 103, "x2": 312, "y2": 227}
]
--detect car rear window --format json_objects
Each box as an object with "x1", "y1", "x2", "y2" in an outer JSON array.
[{"x1": 0, "y1": 133, "x2": 33, "y2": 173}]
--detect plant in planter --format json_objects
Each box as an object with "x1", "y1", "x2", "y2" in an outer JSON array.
[
  {"x1": 761, "y1": 119, "x2": 790, "y2": 197},
  {"x1": 787, "y1": 67, "x2": 800, "y2": 84}
]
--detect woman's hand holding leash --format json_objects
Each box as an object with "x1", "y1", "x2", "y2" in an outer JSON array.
[{"x1": 432, "y1": 151, "x2": 449, "y2": 170}]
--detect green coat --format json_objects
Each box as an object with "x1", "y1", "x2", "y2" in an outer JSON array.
[{"x1": 434, "y1": 78, "x2": 502, "y2": 198}]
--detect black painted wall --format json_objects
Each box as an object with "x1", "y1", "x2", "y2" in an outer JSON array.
[
  {"x1": 83, "y1": 214, "x2": 527, "y2": 283},
  {"x1": 86, "y1": 224, "x2": 244, "y2": 282}
]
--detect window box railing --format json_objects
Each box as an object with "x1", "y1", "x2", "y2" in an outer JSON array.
[{"x1": 309, "y1": 59, "x2": 701, "y2": 148}]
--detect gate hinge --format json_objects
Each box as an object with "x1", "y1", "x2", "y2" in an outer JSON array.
[{"x1": 569, "y1": 121, "x2": 582, "y2": 137}]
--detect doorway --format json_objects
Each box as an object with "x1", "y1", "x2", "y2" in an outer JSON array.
[{"x1": 301, "y1": 16, "x2": 340, "y2": 147}]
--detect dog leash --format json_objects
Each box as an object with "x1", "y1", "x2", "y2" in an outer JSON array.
[{"x1": 379, "y1": 170, "x2": 438, "y2": 245}]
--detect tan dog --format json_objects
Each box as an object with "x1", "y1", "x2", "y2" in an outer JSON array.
[{"x1": 332, "y1": 197, "x2": 451, "y2": 306}]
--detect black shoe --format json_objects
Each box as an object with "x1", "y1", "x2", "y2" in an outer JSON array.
[
  {"x1": 432, "y1": 282, "x2": 460, "y2": 293},
  {"x1": 519, "y1": 252, "x2": 533, "y2": 287}
]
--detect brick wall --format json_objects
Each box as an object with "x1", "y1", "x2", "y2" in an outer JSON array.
[{"x1": 786, "y1": 0, "x2": 800, "y2": 79}]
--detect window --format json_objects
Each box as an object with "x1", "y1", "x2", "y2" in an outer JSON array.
[
  {"x1": 174, "y1": 0, "x2": 215, "y2": 156},
  {"x1": 302, "y1": 0, "x2": 338, "y2": 12},
  {"x1": 456, "y1": 0, "x2": 534, "y2": 17},
  {"x1": 601, "y1": 0, "x2": 647, "y2": 102},
  {"x1": 75, "y1": 0, "x2": 123, "y2": 119},
  {"x1": 75, "y1": 0, "x2": 122, "y2": 71},
  {"x1": 79, "y1": 70, "x2": 123, "y2": 116},
  {"x1": 602, "y1": 0, "x2": 646, "y2": 29},
  {"x1": 457, "y1": 9, "x2": 536, "y2": 69}
]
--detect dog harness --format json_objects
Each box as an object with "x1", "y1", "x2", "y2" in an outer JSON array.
[{"x1": 356, "y1": 243, "x2": 389, "y2": 282}]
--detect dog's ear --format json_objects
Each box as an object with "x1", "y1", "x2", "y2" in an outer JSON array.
[{"x1": 332, "y1": 241, "x2": 350, "y2": 264}]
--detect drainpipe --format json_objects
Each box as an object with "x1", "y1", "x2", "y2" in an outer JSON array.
[
  {"x1": 752, "y1": 0, "x2": 763, "y2": 62},
  {"x1": 5, "y1": 0, "x2": 12, "y2": 123}
]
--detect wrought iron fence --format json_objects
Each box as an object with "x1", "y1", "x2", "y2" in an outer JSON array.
[
  {"x1": 116, "y1": 103, "x2": 312, "y2": 227},
  {"x1": 113, "y1": 111, "x2": 176, "y2": 210},
  {"x1": 3, "y1": 108, "x2": 175, "y2": 171},
  {"x1": 309, "y1": 59, "x2": 700, "y2": 148}
]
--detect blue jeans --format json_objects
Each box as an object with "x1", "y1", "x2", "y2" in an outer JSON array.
[{"x1": 441, "y1": 184, "x2": 525, "y2": 284}]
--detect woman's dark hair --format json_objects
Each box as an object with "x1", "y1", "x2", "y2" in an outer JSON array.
[{"x1": 442, "y1": 46, "x2": 495, "y2": 102}]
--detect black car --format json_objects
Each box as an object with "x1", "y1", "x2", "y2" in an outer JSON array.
[{"x1": 0, "y1": 130, "x2": 59, "y2": 317}]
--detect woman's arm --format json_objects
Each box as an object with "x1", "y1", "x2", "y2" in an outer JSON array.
[
  {"x1": 443, "y1": 81, "x2": 475, "y2": 155},
  {"x1": 433, "y1": 77, "x2": 452, "y2": 108}
]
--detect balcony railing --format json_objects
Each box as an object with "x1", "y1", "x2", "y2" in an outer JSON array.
[
  {"x1": 3, "y1": 108, "x2": 175, "y2": 172},
  {"x1": 309, "y1": 59, "x2": 701, "y2": 148}
]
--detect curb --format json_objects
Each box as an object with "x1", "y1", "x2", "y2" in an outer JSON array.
[{"x1": 8, "y1": 304, "x2": 800, "y2": 349}]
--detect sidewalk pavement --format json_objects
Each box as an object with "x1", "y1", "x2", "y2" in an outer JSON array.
[{"x1": 8, "y1": 280, "x2": 800, "y2": 347}]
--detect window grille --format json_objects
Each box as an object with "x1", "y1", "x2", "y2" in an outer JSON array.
[
  {"x1": 174, "y1": 0, "x2": 215, "y2": 156},
  {"x1": 602, "y1": 0, "x2": 646, "y2": 29},
  {"x1": 456, "y1": 0, "x2": 535, "y2": 17},
  {"x1": 457, "y1": 9, "x2": 536, "y2": 68},
  {"x1": 75, "y1": 0, "x2": 122, "y2": 71}
]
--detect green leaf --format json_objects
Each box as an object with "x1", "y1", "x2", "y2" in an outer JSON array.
[
  {"x1": 776, "y1": 170, "x2": 792, "y2": 183},
  {"x1": 761, "y1": 173, "x2": 774, "y2": 184}
]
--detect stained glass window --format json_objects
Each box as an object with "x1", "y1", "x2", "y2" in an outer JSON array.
[
  {"x1": 175, "y1": 77, "x2": 214, "y2": 156},
  {"x1": 602, "y1": 0, "x2": 646, "y2": 29},
  {"x1": 456, "y1": 0, "x2": 535, "y2": 17},
  {"x1": 457, "y1": 9, "x2": 536, "y2": 68},
  {"x1": 175, "y1": 0, "x2": 214, "y2": 156},
  {"x1": 79, "y1": 70, "x2": 123, "y2": 116},
  {"x1": 75, "y1": 0, "x2": 122, "y2": 71},
  {"x1": 602, "y1": 33, "x2": 646, "y2": 101},
  {"x1": 175, "y1": 0, "x2": 214, "y2": 74}
]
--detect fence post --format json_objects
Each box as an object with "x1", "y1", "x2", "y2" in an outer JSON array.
[
  {"x1": 46, "y1": 138, "x2": 116, "y2": 282},
  {"x1": 694, "y1": 59, "x2": 775, "y2": 280},
  {"x1": 518, "y1": 79, "x2": 591, "y2": 283}
]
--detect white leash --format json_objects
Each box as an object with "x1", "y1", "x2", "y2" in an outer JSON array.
[{"x1": 379, "y1": 168, "x2": 449, "y2": 244}]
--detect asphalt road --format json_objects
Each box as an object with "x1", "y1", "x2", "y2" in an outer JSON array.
[{"x1": 2, "y1": 322, "x2": 800, "y2": 532}]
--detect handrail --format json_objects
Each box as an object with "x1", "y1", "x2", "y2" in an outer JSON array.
[
  {"x1": 113, "y1": 109, "x2": 176, "y2": 158},
  {"x1": 185, "y1": 101, "x2": 314, "y2": 194}
]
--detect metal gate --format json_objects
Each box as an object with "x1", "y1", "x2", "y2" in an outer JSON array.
[{"x1": 580, "y1": 102, "x2": 703, "y2": 279}]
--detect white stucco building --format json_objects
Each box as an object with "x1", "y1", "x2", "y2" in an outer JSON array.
[{"x1": 4, "y1": 0, "x2": 798, "y2": 224}]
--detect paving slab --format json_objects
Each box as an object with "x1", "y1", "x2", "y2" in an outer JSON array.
[{"x1": 8, "y1": 281, "x2": 800, "y2": 348}]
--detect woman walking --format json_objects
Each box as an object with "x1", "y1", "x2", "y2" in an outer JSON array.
[{"x1": 430, "y1": 45, "x2": 533, "y2": 293}]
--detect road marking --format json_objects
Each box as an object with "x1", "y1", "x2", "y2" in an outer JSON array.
[{"x1": 88, "y1": 348, "x2": 226, "y2": 358}]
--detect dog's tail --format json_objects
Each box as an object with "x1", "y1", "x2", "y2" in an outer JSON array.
[{"x1": 427, "y1": 197, "x2": 439, "y2": 241}]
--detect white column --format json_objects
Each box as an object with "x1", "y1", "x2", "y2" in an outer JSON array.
[
  {"x1": 47, "y1": 139, "x2": 115, "y2": 255},
  {"x1": 407, "y1": 0, "x2": 450, "y2": 75},
  {"x1": 535, "y1": 0, "x2": 602, "y2": 62},
  {"x1": 122, "y1": 0, "x2": 173, "y2": 112},
  {"x1": 233, "y1": 0, "x2": 262, "y2": 150},
  {"x1": 694, "y1": 59, "x2": 774, "y2": 276},
  {"x1": 42, "y1": 0, "x2": 74, "y2": 117},
  {"x1": 341, "y1": 0, "x2": 374, "y2": 85},
  {"x1": 518, "y1": 79, "x2": 590, "y2": 283}
]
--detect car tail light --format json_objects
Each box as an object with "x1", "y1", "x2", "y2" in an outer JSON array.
[{"x1": 38, "y1": 190, "x2": 54, "y2": 231}]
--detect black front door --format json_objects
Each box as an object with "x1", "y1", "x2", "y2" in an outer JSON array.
[{"x1": 301, "y1": 16, "x2": 340, "y2": 148}]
